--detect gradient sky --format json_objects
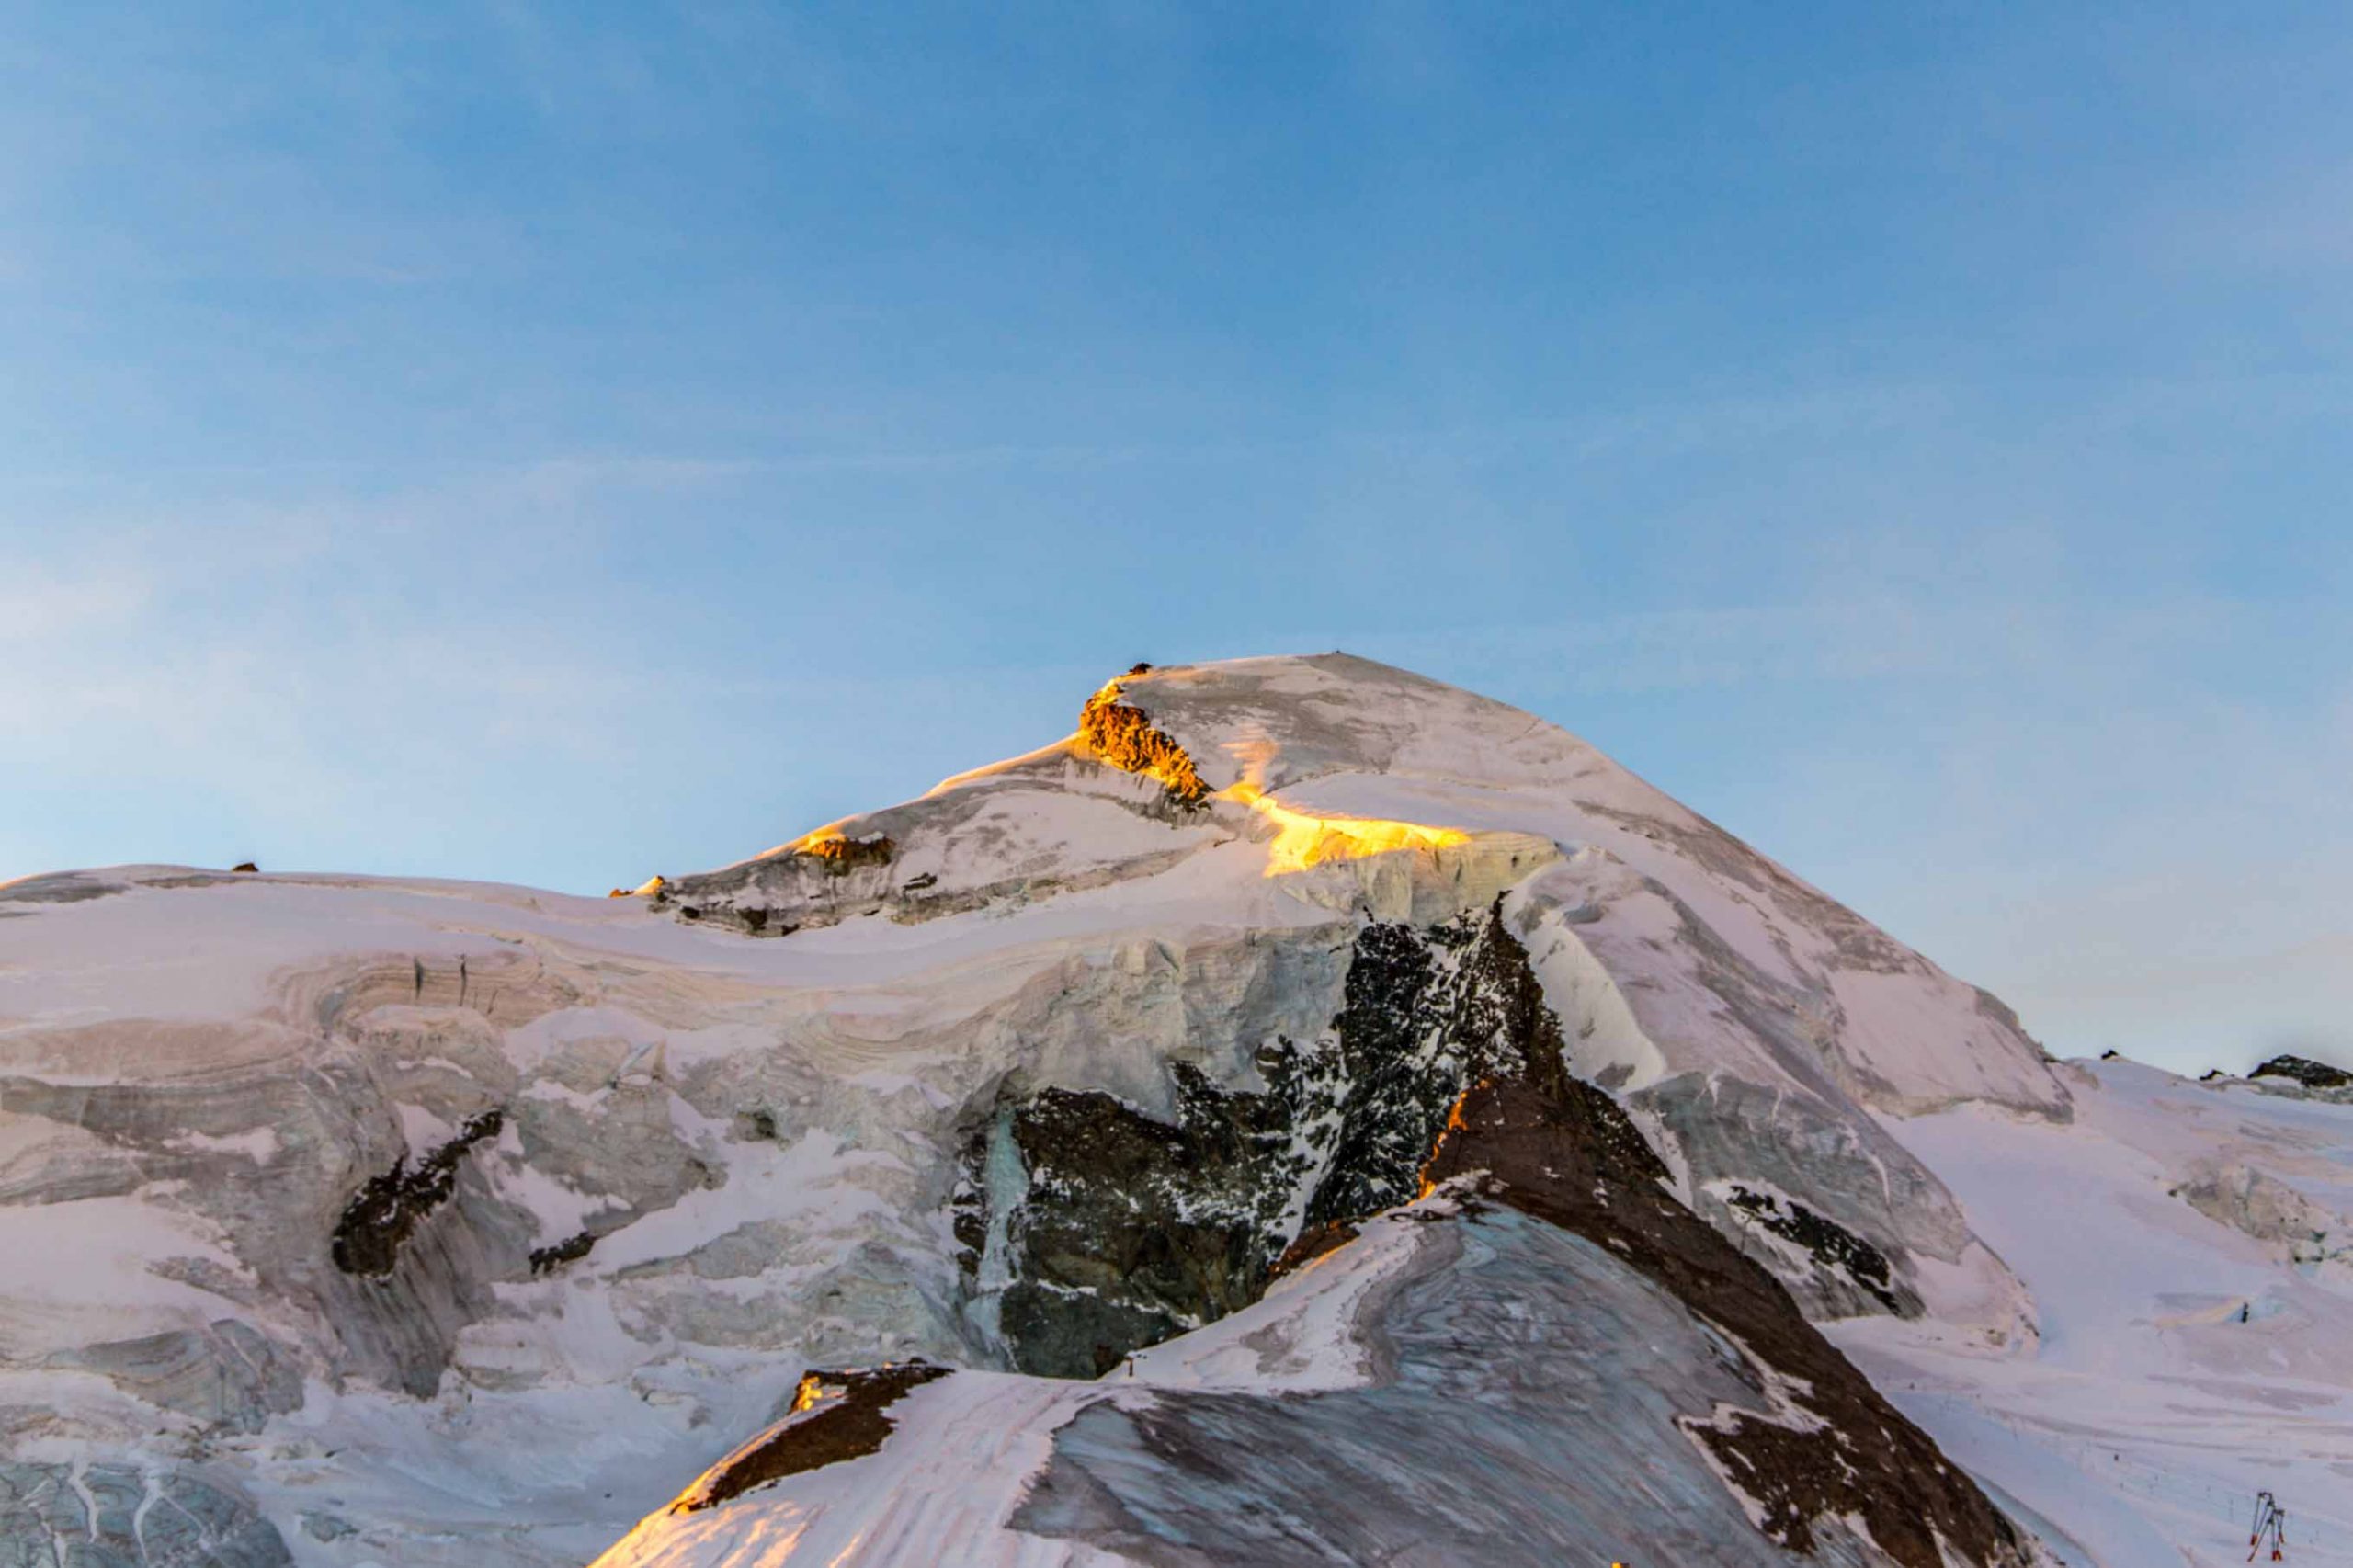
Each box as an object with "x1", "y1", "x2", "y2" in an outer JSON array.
[{"x1": 5, "y1": 3, "x2": 2349, "y2": 1074}]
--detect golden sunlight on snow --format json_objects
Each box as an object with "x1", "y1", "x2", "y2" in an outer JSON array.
[{"x1": 1219, "y1": 780, "x2": 1471, "y2": 878}]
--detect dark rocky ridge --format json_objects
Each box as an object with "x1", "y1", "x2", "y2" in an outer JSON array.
[
  {"x1": 966, "y1": 901, "x2": 2029, "y2": 1565},
  {"x1": 529, "y1": 1229, "x2": 597, "y2": 1276},
  {"x1": 2252, "y1": 1053, "x2": 2353, "y2": 1090},
  {"x1": 674, "y1": 1363, "x2": 950, "y2": 1513},
  {"x1": 960, "y1": 904, "x2": 1558, "y2": 1377},
  {"x1": 1422, "y1": 1062, "x2": 2028, "y2": 1566}
]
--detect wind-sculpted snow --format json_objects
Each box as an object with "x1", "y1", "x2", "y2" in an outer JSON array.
[{"x1": 5, "y1": 652, "x2": 2252, "y2": 1567}]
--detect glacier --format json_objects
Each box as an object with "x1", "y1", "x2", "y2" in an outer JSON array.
[{"x1": 1, "y1": 653, "x2": 2347, "y2": 1567}]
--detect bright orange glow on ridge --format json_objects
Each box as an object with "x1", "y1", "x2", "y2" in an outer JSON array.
[
  {"x1": 1415, "y1": 1082, "x2": 1482, "y2": 1199},
  {"x1": 1221, "y1": 780, "x2": 1472, "y2": 877}
]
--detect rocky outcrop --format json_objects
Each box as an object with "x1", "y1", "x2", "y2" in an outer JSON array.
[
  {"x1": 959, "y1": 903, "x2": 1574, "y2": 1376},
  {"x1": 2252, "y1": 1053, "x2": 2353, "y2": 1091},
  {"x1": 1076, "y1": 678, "x2": 1208, "y2": 807},
  {"x1": 983, "y1": 890, "x2": 2032, "y2": 1562},
  {"x1": 1719, "y1": 1183, "x2": 1901, "y2": 1313},
  {"x1": 671, "y1": 1362, "x2": 950, "y2": 1513},
  {"x1": 1415, "y1": 1010, "x2": 2029, "y2": 1566},
  {"x1": 529, "y1": 1229, "x2": 597, "y2": 1275},
  {"x1": 958, "y1": 1046, "x2": 1344, "y2": 1377},
  {"x1": 330, "y1": 1108, "x2": 506, "y2": 1278},
  {"x1": 794, "y1": 831, "x2": 895, "y2": 874}
]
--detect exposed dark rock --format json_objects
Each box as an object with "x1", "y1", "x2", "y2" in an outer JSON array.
[
  {"x1": 2252, "y1": 1054, "x2": 2353, "y2": 1090},
  {"x1": 2201, "y1": 1068, "x2": 2230, "y2": 1082},
  {"x1": 963, "y1": 903, "x2": 1632, "y2": 1376},
  {"x1": 673, "y1": 1362, "x2": 950, "y2": 1511},
  {"x1": 1268, "y1": 1219, "x2": 1358, "y2": 1277},
  {"x1": 232, "y1": 861, "x2": 259, "y2": 874},
  {"x1": 1423, "y1": 1070, "x2": 2027, "y2": 1567},
  {"x1": 330, "y1": 1110, "x2": 506, "y2": 1278},
  {"x1": 971, "y1": 1046, "x2": 1344, "y2": 1378},
  {"x1": 529, "y1": 1231, "x2": 596, "y2": 1276},
  {"x1": 1077, "y1": 679, "x2": 1208, "y2": 807},
  {"x1": 1305, "y1": 912, "x2": 1565, "y2": 1228},
  {"x1": 1722, "y1": 1184, "x2": 1901, "y2": 1312},
  {"x1": 964, "y1": 899, "x2": 2028, "y2": 1564}
]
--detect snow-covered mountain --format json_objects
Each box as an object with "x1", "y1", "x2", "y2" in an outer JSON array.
[{"x1": 2, "y1": 653, "x2": 2347, "y2": 1567}]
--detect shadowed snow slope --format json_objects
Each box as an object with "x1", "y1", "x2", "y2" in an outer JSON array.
[{"x1": 8, "y1": 653, "x2": 2329, "y2": 1568}]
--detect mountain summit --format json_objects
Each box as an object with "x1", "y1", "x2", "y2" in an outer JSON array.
[{"x1": 3, "y1": 654, "x2": 2345, "y2": 1566}]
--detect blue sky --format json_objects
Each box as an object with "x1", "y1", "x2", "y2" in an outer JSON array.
[{"x1": 4, "y1": 2, "x2": 2348, "y2": 1072}]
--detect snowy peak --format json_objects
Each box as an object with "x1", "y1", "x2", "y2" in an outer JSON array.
[
  {"x1": 0, "y1": 649, "x2": 2103, "y2": 1568},
  {"x1": 651, "y1": 653, "x2": 1569, "y2": 939},
  {"x1": 1082, "y1": 652, "x2": 1596, "y2": 796},
  {"x1": 665, "y1": 652, "x2": 2066, "y2": 1121}
]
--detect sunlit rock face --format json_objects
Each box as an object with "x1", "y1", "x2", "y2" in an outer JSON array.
[{"x1": 0, "y1": 653, "x2": 2075, "y2": 1566}]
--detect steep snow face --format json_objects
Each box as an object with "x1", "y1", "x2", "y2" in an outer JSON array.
[
  {"x1": 0, "y1": 653, "x2": 2075, "y2": 1566},
  {"x1": 1118, "y1": 655, "x2": 2066, "y2": 1115},
  {"x1": 1086, "y1": 656, "x2": 2065, "y2": 1324}
]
